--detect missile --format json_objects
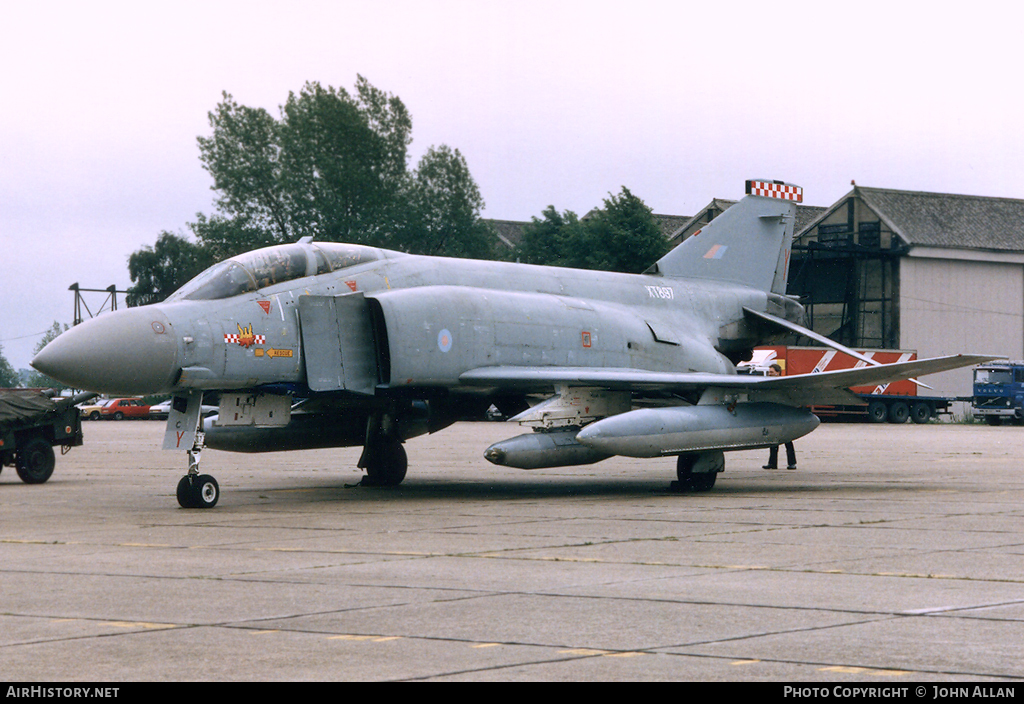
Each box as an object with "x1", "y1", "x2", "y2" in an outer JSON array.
[
  {"x1": 575, "y1": 403, "x2": 819, "y2": 458},
  {"x1": 484, "y1": 429, "x2": 611, "y2": 469}
]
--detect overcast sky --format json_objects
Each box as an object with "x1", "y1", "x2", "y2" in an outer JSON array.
[{"x1": 3, "y1": 0, "x2": 1023, "y2": 371}]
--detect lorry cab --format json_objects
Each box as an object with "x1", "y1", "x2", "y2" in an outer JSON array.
[{"x1": 973, "y1": 361, "x2": 1024, "y2": 425}]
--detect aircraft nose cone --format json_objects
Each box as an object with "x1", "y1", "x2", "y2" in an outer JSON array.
[{"x1": 32, "y1": 307, "x2": 179, "y2": 395}]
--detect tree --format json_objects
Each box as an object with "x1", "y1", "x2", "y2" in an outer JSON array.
[
  {"x1": 276, "y1": 79, "x2": 412, "y2": 246},
  {"x1": 515, "y1": 187, "x2": 667, "y2": 273},
  {"x1": 580, "y1": 187, "x2": 668, "y2": 273},
  {"x1": 402, "y1": 145, "x2": 493, "y2": 259},
  {"x1": 0, "y1": 345, "x2": 18, "y2": 388},
  {"x1": 127, "y1": 232, "x2": 215, "y2": 305},
  {"x1": 195, "y1": 77, "x2": 414, "y2": 247},
  {"x1": 515, "y1": 206, "x2": 584, "y2": 267},
  {"x1": 189, "y1": 212, "x2": 278, "y2": 263},
  {"x1": 129, "y1": 76, "x2": 494, "y2": 303},
  {"x1": 196, "y1": 95, "x2": 288, "y2": 240}
]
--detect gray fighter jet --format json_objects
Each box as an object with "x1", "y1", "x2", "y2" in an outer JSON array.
[{"x1": 32, "y1": 179, "x2": 993, "y2": 508}]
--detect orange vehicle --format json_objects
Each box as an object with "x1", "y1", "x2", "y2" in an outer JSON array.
[
  {"x1": 99, "y1": 398, "x2": 151, "y2": 420},
  {"x1": 743, "y1": 346, "x2": 959, "y2": 423}
]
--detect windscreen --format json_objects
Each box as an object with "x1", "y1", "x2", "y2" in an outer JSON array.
[
  {"x1": 168, "y1": 242, "x2": 381, "y2": 301},
  {"x1": 975, "y1": 369, "x2": 1012, "y2": 385}
]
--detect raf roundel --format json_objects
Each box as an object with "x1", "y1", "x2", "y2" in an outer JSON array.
[{"x1": 438, "y1": 329, "x2": 453, "y2": 353}]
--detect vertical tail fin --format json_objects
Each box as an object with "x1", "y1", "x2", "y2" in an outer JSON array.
[{"x1": 651, "y1": 180, "x2": 801, "y2": 295}]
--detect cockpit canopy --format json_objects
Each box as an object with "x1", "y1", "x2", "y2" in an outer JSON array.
[{"x1": 167, "y1": 242, "x2": 382, "y2": 302}]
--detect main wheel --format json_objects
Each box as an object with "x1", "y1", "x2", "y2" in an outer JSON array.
[
  {"x1": 363, "y1": 441, "x2": 408, "y2": 487},
  {"x1": 676, "y1": 453, "x2": 697, "y2": 489},
  {"x1": 15, "y1": 437, "x2": 55, "y2": 484},
  {"x1": 690, "y1": 471, "x2": 717, "y2": 492}
]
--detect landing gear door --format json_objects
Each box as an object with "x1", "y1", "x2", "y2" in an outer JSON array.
[
  {"x1": 298, "y1": 294, "x2": 377, "y2": 394},
  {"x1": 162, "y1": 392, "x2": 203, "y2": 451}
]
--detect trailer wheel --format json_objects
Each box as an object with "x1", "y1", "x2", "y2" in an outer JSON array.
[
  {"x1": 887, "y1": 401, "x2": 910, "y2": 424},
  {"x1": 15, "y1": 437, "x2": 55, "y2": 484},
  {"x1": 910, "y1": 402, "x2": 932, "y2": 424},
  {"x1": 867, "y1": 401, "x2": 888, "y2": 423}
]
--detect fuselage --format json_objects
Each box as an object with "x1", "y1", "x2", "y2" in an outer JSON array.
[{"x1": 32, "y1": 241, "x2": 792, "y2": 398}]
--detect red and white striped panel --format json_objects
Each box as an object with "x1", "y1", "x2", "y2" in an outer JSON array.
[
  {"x1": 746, "y1": 180, "x2": 803, "y2": 202},
  {"x1": 224, "y1": 333, "x2": 266, "y2": 345}
]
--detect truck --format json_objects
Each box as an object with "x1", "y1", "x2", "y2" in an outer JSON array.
[
  {"x1": 0, "y1": 389, "x2": 95, "y2": 483},
  {"x1": 744, "y1": 346, "x2": 959, "y2": 423},
  {"x1": 971, "y1": 360, "x2": 1024, "y2": 425}
]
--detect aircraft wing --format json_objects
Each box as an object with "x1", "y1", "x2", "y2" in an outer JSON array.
[{"x1": 460, "y1": 354, "x2": 997, "y2": 405}]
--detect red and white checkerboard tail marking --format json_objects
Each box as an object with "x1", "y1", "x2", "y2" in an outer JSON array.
[{"x1": 745, "y1": 179, "x2": 803, "y2": 203}]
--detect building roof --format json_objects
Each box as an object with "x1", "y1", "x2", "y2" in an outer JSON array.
[
  {"x1": 652, "y1": 213, "x2": 692, "y2": 239},
  {"x1": 800, "y1": 186, "x2": 1024, "y2": 253},
  {"x1": 666, "y1": 199, "x2": 827, "y2": 248}
]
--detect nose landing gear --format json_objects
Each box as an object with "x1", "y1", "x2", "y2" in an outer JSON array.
[{"x1": 176, "y1": 428, "x2": 220, "y2": 509}]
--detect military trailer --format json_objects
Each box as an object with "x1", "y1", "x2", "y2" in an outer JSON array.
[{"x1": 0, "y1": 390, "x2": 95, "y2": 483}]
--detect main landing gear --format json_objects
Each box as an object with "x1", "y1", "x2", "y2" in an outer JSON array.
[
  {"x1": 176, "y1": 428, "x2": 219, "y2": 509},
  {"x1": 358, "y1": 412, "x2": 408, "y2": 487},
  {"x1": 672, "y1": 451, "x2": 723, "y2": 493}
]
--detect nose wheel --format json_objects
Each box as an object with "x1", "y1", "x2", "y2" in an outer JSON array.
[
  {"x1": 176, "y1": 428, "x2": 220, "y2": 509},
  {"x1": 177, "y1": 474, "x2": 220, "y2": 509}
]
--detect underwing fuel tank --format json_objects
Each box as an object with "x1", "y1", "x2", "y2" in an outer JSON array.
[
  {"x1": 483, "y1": 429, "x2": 611, "y2": 469},
  {"x1": 575, "y1": 403, "x2": 819, "y2": 458}
]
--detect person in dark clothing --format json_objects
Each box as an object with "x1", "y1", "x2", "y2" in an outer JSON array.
[
  {"x1": 764, "y1": 441, "x2": 797, "y2": 470},
  {"x1": 763, "y1": 363, "x2": 797, "y2": 470}
]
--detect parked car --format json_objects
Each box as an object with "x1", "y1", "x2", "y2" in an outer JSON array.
[
  {"x1": 148, "y1": 400, "x2": 172, "y2": 420},
  {"x1": 100, "y1": 398, "x2": 151, "y2": 420},
  {"x1": 149, "y1": 399, "x2": 218, "y2": 420},
  {"x1": 79, "y1": 399, "x2": 111, "y2": 420}
]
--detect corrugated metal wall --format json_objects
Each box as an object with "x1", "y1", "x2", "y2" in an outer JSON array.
[{"x1": 900, "y1": 256, "x2": 1024, "y2": 396}]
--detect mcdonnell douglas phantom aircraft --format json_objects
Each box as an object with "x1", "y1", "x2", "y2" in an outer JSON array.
[{"x1": 33, "y1": 180, "x2": 993, "y2": 508}]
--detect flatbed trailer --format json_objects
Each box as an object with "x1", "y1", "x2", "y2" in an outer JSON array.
[
  {"x1": 809, "y1": 393, "x2": 966, "y2": 424},
  {"x1": 0, "y1": 390, "x2": 95, "y2": 483}
]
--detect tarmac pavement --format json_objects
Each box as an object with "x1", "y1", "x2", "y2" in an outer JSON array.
[{"x1": 0, "y1": 419, "x2": 1022, "y2": 681}]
